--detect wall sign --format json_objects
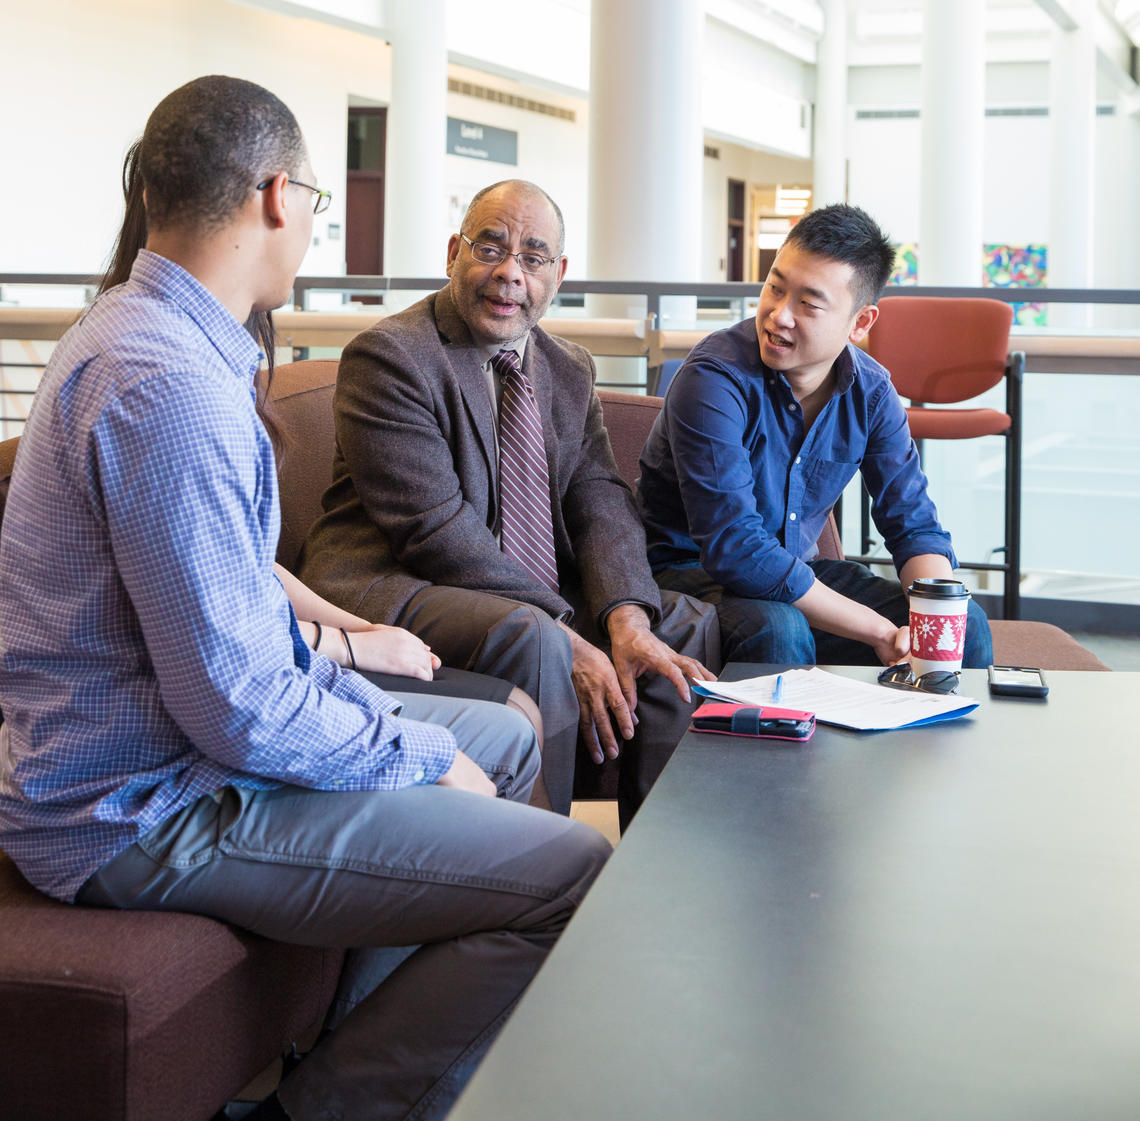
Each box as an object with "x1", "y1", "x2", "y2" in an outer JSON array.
[{"x1": 447, "y1": 117, "x2": 518, "y2": 165}]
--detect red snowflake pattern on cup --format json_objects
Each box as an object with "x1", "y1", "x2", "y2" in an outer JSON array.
[{"x1": 910, "y1": 613, "x2": 967, "y2": 662}]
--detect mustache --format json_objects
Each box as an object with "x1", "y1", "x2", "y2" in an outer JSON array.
[{"x1": 478, "y1": 285, "x2": 527, "y2": 307}]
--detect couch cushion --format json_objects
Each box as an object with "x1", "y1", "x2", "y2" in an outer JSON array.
[
  {"x1": 0, "y1": 434, "x2": 20, "y2": 530},
  {"x1": 0, "y1": 852, "x2": 342, "y2": 1121},
  {"x1": 265, "y1": 360, "x2": 339, "y2": 570},
  {"x1": 597, "y1": 389, "x2": 663, "y2": 491},
  {"x1": 989, "y1": 620, "x2": 1109, "y2": 672}
]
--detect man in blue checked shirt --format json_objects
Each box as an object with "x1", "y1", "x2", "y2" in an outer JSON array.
[
  {"x1": 638, "y1": 204, "x2": 993, "y2": 669},
  {"x1": 0, "y1": 76, "x2": 609, "y2": 1121}
]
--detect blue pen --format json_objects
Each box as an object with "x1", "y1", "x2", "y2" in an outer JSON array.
[{"x1": 772, "y1": 674, "x2": 784, "y2": 704}]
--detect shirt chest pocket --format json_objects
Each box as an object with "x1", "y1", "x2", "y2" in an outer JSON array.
[{"x1": 803, "y1": 457, "x2": 860, "y2": 510}]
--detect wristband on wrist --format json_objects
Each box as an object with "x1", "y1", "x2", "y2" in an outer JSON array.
[
  {"x1": 310, "y1": 620, "x2": 323, "y2": 652},
  {"x1": 339, "y1": 627, "x2": 357, "y2": 671}
]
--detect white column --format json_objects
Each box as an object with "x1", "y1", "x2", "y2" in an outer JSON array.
[
  {"x1": 812, "y1": 0, "x2": 849, "y2": 208},
  {"x1": 384, "y1": 0, "x2": 448, "y2": 286},
  {"x1": 918, "y1": 0, "x2": 984, "y2": 285},
  {"x1": 1048, "y1": 0, "x2": 1096, "y2": 327},
  {"x1": 587, "y1": 0, "x2": 703, "y2": 341},
  {"x1": 1099, "y1": 106, "x2": 1140, "y2": 329}
]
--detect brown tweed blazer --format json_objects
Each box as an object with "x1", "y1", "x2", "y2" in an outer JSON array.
[{"x1": 297, "y1": 286, "x2": 662, "y2": 627}]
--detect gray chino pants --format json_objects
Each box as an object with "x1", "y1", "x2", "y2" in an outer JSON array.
[{"x1": 78, "y1": 693, "x2": 611, "y2": 1121}]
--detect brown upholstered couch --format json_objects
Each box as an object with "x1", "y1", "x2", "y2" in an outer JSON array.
[{"x1": 270, "y1": 359, "x2": 1108, "y2": 671}]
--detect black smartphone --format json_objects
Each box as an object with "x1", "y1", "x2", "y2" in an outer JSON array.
[{"x1": 987, "y1": 665, "x2": 1049, "y2": 698}]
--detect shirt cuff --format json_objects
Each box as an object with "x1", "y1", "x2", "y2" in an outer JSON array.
[
  {"x1": 311, "y1": 655, "x2": 456, "y2": 787},
  {"x1": 385, "y1": 716, "x2": 458, "y2": 786},
  {"x1": 600, "y1": 599, "x2": 657, "y2": 633},
  {"x1": 891, "y1": 536, "x2": 959, "y2": 575},
  {"x1": 763, "y1": 555, "x2": 816, "y2": 603}
]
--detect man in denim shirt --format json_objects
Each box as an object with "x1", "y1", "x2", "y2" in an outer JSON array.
[{"x1": 638, "y1": 204, "x2": 992, "y2": 668}]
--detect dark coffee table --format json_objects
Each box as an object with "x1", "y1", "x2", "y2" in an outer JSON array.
[{"x1": 448, "y1": 666, "x2": 1140, "y2": 1121}]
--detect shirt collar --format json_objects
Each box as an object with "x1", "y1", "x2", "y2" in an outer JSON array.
[
  {"x1": 479, "y1": 334, "x2": 529, "y2": 371},
  {"x1": 833, "y1": 343, "x2": 857, "y2": 394},
  {"x1": 764, "y1": 345, "x2": 858, "y2": 398},
  {"x1": 129, "y1": 250, "x2": 262, "y2": 382}
]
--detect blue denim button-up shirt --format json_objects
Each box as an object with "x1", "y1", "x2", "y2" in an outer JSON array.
[{"x1": 637, "y1": 317, "x2": 956, "y2": 603}]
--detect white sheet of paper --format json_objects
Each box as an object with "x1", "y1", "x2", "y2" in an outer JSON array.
[{"x1": 694, "y1": 667, "x2": 977, "y2": 731}]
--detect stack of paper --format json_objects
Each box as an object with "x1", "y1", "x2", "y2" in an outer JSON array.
[{"x1": 693, "y1": 667, "x2": 977, "y2": 731}]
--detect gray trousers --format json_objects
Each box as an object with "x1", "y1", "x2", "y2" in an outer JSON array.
[
  {"x1": 395, "y1": 587, "x2": 721, "y2": 826},
  {"x1": 78, "y1": 692, "x2": 611, "y2": 1121}
]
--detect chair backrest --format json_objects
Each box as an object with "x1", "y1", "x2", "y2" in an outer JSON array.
[
  {"x1": 597, "y1": 389, "x2": 664, "y2": 491},
  {"x1": 265, "y1": 359, "x2": 340, "y2": 570},
  {"x1": 596, "y1": 388, "x2": 843, "y2": 560},
  {"x1": 0, "y1": 435, "x2": 21, "y2": 531},
  {"x1": 654, "y1": 359, "x2": 684, "y2": 397},
  {"x1": 866, "y1": 296, "x2": 1012, "y2": 404},
  {"x1": 1, "y1": 386, "x2": 845, "y2": 568}
]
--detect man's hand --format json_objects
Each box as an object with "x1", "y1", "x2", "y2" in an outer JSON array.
[
  {"x1": 341, "y1": 624, "x2": 441, "y2": 680},
  {"x1": 435, "y1": 750, "x2": 496, "y2": 797},
  {"x1": 560, "y1": 606, "x2": 716, "y2": 766},
  {"x1": 872, "y1": 623, "x2": 911, "y2": 667},
  {"x1": 607, "y1": 603, "x2": 716, "y2": 712},
  {"x1": 559, "y1": 623, "x2": 631, "y2": 764}
]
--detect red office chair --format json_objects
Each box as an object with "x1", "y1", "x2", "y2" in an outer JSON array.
[{"x1": 865, "y1": 296, "x2": 1025, "y2": 619}]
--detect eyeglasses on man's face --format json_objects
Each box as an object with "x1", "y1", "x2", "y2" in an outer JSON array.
[
  {"x1": 257, "y1": 176, "x2": 332, "y2": 215},
  {"x1": 877, "y1": 663, "x2": 961, "y2": 695},
  {"x1": 459, "y1": 233, "x2": 560, "y2": 275}
]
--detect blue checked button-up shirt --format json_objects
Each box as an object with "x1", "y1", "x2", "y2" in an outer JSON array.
[
  {"x1": 0, "y1": 251, "x2": 455, "y2": 901},
  {"x1": 637, "y1": 317, "x2": 956, "y2": 602}
]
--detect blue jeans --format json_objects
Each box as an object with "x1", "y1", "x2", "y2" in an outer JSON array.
[
  {"x1": 657, "y1": 558, "x2": 993, "y2": 668},
  {"x1": 78, "y1": 692, "x2": 611, "y2": 1121}
]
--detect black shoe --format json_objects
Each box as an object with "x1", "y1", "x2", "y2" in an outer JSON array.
[{"x1": 235, "y1": 1092, "x2": 291, "y2": 1121}]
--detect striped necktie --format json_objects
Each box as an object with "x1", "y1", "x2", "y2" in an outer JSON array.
[{"x1": 492, "y1": 348, "x2": 559, "y2": 590}]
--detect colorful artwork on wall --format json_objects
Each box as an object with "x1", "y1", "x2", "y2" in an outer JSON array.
[
  {"x1": 983, "y1": 244, "x2": 1047, "y2": 326},
  {"x1": 885, "y1": 243, "x2": 1048, "y2": 326},
  {"x1": 889, "y1": 243, "x2": 919, "y2": 286}
]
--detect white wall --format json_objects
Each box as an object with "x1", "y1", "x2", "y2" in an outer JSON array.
[
  {"x1": 846, "y1": 59, "x2": 1140, "y2": 322},
  {"x1": 703, "y1": 17, "x2": 813, "y2": 158},
  {"x1": 0, "y1": 0, "x2": 394, "y2": 277},
  {"x1": 0, "y1": 0, "x2": 593, "y2": 284},
  {"x1": 443, "y1": 66, "x2": 589, "y2": 278},
  {"x1": 445, "y1": 0, "x2": 589, "y2": 96},
  {"x1": 5, "y1": 1, "x2": 1137, "y2": 307},
  {"x1": 701, "y1": 141, "x2": 812, "y2": 282}
]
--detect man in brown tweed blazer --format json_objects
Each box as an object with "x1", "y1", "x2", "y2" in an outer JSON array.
[{"x1": 298, "y1": 180, "x2": 719, "y2": 824}]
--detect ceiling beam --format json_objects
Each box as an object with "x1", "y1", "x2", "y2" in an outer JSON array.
[{"x1": 1034, "y1": 0, "x2": 1081, "y2": 32}]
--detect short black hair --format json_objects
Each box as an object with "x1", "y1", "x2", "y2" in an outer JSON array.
[
  {"x1": 783, "y1": 204, "x2": 895, "y2": 309},
  {"x1": 139, "y1": 75, "x2": 306, "y2": 232},
  {"x1": 461, "y1": 179, "x2": 565, "y2": 254}
]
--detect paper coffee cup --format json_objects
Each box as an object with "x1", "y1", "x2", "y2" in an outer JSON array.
[{"x1": 908, "y1": 578, "x2": 970, "y2": 676}]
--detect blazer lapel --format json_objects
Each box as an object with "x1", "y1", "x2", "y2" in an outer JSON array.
[{"x1": 433, "y1": 288, "x2": 497, "y2": 476}]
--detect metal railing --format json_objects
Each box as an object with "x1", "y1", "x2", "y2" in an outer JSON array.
[
  {"x1": 3, "y1": 273, "x2": 1139, "y2": 630},
  {"x1": 7, "y1": 275, "x2": 1140, "y2": 388}
]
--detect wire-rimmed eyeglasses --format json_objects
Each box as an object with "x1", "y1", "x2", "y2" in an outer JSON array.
[
  {"x1": 877, "y1": 663, "x2": 961, "y2": 695},
  {"x1": 459, "y1": 233, "x2": 561, "y2": 274},
  {"x1": 257, "y1": 176, "x2": 332, "y2": 215}
]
